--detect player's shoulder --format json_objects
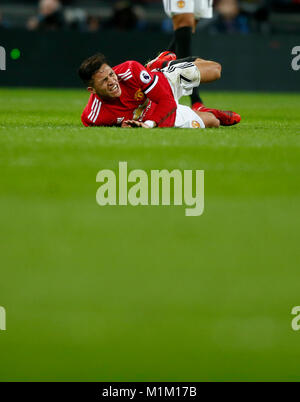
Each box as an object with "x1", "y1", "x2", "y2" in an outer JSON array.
[
  {"x1": 114, "y1": 60, "x2": 153, "y2": 85},
  {"x1": 113, "y1": 61, "x2": 135, "y2": 83},
  {"x1": 113, "y1": 60, "x2": 144, "y2": 74}
]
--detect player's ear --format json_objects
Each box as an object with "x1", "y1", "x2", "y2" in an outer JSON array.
[{"x1": 87, "y1": 86, "x2": 95, "y2": 94}]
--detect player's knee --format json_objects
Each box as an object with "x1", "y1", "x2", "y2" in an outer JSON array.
[
  {"x1": 213, "y1": 116, "x2": 220, "y2": 128},
  {"x1": 173, "y1": 14, "x2": 195, "y2": 30},
  {"x1": 204, "y1": 60, "x2": 222, "y2": 80},
  {"x1": 214, "y1": 62, "x2": 222, "y2": 80},
  {"x1": 193, "y1": 59, "x2": 222, "y2": 81}
]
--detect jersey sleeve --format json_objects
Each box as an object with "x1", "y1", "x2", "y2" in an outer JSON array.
[
  {"x1": 117, "y1": 61, "x2": 177, "y2": 127},
  {"x1": 81, "y1": 95, "x2": 112, "y2": 127},
  {"x1": 141, "y1": 72, "x2": 177, "y2": 127}
]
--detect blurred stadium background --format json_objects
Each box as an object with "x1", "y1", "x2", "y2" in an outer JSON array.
[{"x1": 0, "y1": 0, "x2": 300, "y2": 90}]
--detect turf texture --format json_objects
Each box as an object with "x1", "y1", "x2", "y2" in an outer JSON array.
[{"x1": 0, "y1": 89, "x2": 299, "y2": 381}]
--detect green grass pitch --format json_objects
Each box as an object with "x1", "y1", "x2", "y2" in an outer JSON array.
[{"x1": 0, "y1": 88, "x2": 300, "y2": 381}]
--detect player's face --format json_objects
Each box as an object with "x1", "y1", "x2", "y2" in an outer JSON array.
[{"x1": 90, "y1": 64, "x2": 121, "y2": 99}]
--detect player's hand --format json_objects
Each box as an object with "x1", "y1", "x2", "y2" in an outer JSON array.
[{"x1": 121, "y1": 120, "x2": 151, "y2": 128}]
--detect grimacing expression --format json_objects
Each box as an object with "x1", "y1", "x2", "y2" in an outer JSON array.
[{"x1": 89, "y1": 64, "x2": 122, "y2": 99}]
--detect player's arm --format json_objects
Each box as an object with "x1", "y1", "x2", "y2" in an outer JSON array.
[
  {"x1": 142, "y1": 78, "x2": 177, "y2": 127},
  {"x1": 129, "y1": 62, "x2": 177, "y2": 128},
  {"x1": 81, "y1": 97, "x2": 112, "y2": 127}
]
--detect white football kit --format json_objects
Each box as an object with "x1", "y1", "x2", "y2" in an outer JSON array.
[
  {"x1": 162, "y1": 61, "x2": 205, "y2": 129},
  {"x1": 163, "y1": 0, "x2": 213, "y2": 19}
]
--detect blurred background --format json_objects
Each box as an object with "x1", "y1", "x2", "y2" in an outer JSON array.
[
  {"x1": 1, "y1": 0, "x2": 300, "y2": 34},
  {"x1": 0, "y1": 0, "x2": 300, "y2": 90}
]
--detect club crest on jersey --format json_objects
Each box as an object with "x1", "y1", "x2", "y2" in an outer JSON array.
[
  {"x1": 177, "y1": 0, "x2": 186, "y2": 8},
  {"x1": 133, "y1": 99, "x2": 149, "y2": 120},
  {"x1": 192, "y1": 120, "x2": 201, "y2": 128},
  {"x1": 140, "y1": 70, "x2": 152, "y2": 84},
  {"x1": 134, "y1": 89, "x2": 145, "y2": 101}
]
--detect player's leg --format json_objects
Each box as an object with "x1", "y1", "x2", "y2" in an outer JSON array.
[
  {"x1": 191, "y1": 106, "x2": 241, "y2": 128},
  {"x1": 172, "y1": 13, "x2": 204, "y2": 105},
  {"x1": 162, "y1": 61, "x2": 240, "y2": 127},
  {"x1": 193, "y1": 103, "x2": 241, "y2": 126},
  {"x1": 172, "y1": 13, "x2": 195, "y2": 57},
  {"x1": 174, "y1": 104, "x2": 239, "y2": 129},
  {"x1": 163, "y1": 0, "x2": 203, "y2": 104},
  {"x1": 191, "y1": 58, "x2": 241, "y2": 126},
  {"x1": 190, "y1": 0, "x2": 215, "y2": 105},
  {"x1": 171, "y1": 1, "x2": 215, "y2": 105},
  {"x1": 145, "y1": 51, "x2": 177, "y2": 71},
  {"x1": 195, "y1": 111, "x2": 220, "y2": 127},
  {"x1": 146, "y1": 54, "x2": 216, "y2": 74},
  {"x1": 193, "y1": 57, "x2": 222, "y2": 83},
  {"x1": 168, "y1": 57, "x2": 221, "y2": 82},
  {"x1": 161, "y1": 58, "x2": 221, "y2": 107},
  {"x1": 174, "y1": 104, "x2": 219, "y2": 128}
]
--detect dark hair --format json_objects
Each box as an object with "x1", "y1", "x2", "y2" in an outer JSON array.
[{"x1": 78, "y1": 53, "x2": 108, "y2": 86}]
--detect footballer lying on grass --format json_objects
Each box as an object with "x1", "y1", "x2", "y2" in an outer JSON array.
[{"x1": 79, "y1": 52, "x2": 241, "y2": 129}]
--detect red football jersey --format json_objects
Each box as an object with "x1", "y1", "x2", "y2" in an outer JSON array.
[{"x1": 81, "y1": 61, "x2": 177, "y2": 128}]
